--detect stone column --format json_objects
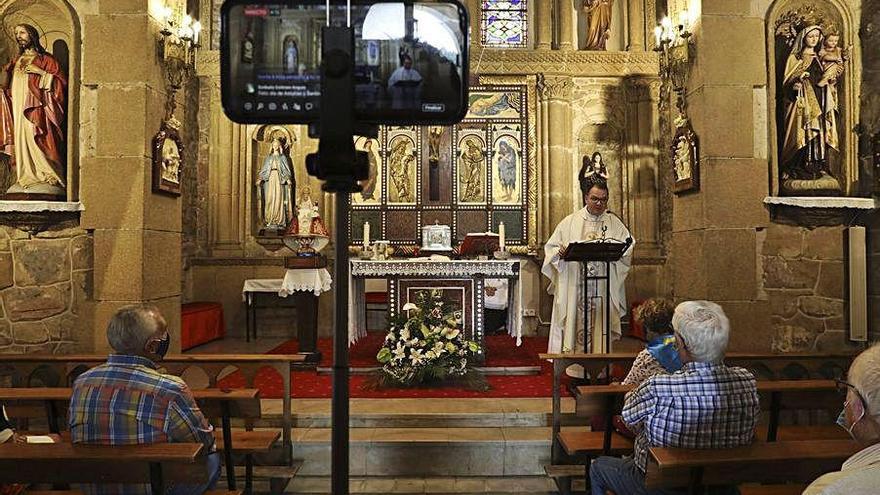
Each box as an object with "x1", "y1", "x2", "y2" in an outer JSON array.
[
  {"x1": 557, "y1": 0, "x2": 575, "y2": 50},
  {"x1": 535, "y1": 0, "x2": 553, "y2": 49},
  {"x1": 81, "y1": 1, "x2": 183, "y2": 352},
  {"x1": 627, "y1": 0, "x2": 645, "y2": 50},
  {"x1": 539, "y1": 76, "x2": 574, "y2": 230},
  {"x1": 668, "y1": 4, "x2": 772, "y2": 351}
]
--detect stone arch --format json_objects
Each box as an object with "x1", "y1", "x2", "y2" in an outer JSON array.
[
  {"x1": 765, "y1": 0, "x2": 862, "y2": 196},
  {"x1": 0, "y1": 0, "x2": 81, "y2": 200}
]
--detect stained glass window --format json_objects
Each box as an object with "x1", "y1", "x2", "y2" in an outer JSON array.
[{"x1": 481, "y1": 0, "x2": 528, "y2": 48}]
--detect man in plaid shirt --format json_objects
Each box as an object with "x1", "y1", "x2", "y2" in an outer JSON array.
[
  {"x1": 590, "y1": 301, "x2": 760, "y2": 495},
  {"x1": 69, "y1": 305, "x2": 220, "y2": 495}
]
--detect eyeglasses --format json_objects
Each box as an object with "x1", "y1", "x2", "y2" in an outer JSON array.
[
  {"x1": 835, "y1": 378, "x2": 868, "y2": 404},
  {"x1": 587, "y1": 196, "x2": 608, "y2": 204}
]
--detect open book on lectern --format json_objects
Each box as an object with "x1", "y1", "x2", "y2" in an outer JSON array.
[{"x1": 560, "y1": 237, "x2": 633, "y2": 263}]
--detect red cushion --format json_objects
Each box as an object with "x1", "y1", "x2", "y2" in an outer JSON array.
[{"x1": 365, "y1": 292, "x2": 389, "y2": 304}]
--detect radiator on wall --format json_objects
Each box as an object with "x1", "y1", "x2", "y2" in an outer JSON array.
[{"x1": 847, "y1": 226, "x2": 868, "y2": 342}]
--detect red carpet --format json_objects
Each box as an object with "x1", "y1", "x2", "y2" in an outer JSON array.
[{"x1": 217, "y1": 334, "x2": 570, "y2": 399}]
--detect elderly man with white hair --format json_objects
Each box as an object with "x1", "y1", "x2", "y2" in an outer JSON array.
[
  {"x1": 804, "y1": 344, "x2": 880, "y2": 494},
  {"x1": 69, "y1": 305, "x2": 220, "y2": 495},
  {"x1": 589, "y1": 301, "x2": 760, "y2": 495}
]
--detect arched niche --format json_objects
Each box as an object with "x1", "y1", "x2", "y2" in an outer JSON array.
[
  {"x1": 0, "y1": 0, "x2": 80, "y2": 201},
  {"x1": 765, "y1": 0, "x2": 861, "y2": 196},
  {"x1": 250, "y1": 125, "x2": 298, "y2": 250},
  {"x1": 573, "y1": 82, "x2": 627, "y2": 216}
]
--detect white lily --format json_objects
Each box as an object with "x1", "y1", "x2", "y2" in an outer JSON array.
[
  {"x1": 402, "y1": 302, "x2": 419, "y2": 311},
  {"x1": 441, "y1": 327, "x2": 460, "y2": 339},
  {"x1": 393, "y1": 342, "x2": 406, "y2": 359}
]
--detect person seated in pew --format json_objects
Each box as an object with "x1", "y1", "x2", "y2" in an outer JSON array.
[
  {"x1": 590, "y1": 301, "x2": 760, "y2": 495},
  {"x1": 621, "y1": 298, "x2": 681, "y2": 386},
  {"x1": 804, "y1": 343, "x2": 880, "y2": 494},
  {"x1": 69, "y1": 305, "x2": 221, "y2": 495},
  {"x1": 0, "y1": 403, "x2": 24, "y2": 495},
  {"x1": 0, "y1": 403, "x2": 61, "y2": 495}
]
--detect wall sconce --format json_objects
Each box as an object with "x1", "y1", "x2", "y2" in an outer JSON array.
[
  {"x1": 156, "y1": 5, "x2": 202, "y2": 120},
  {"x1": 654, "y1": 11, "x2": 694, "y2": 116}
]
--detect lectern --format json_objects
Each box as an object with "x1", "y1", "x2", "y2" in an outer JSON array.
[{"x1": 560, "y1": 238, "x2": 633, "y2": 355}]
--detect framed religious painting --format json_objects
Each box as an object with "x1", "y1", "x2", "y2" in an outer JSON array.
[
  {"x1": 671, "y1": 120, "x2": 699, "y2": 194},
  {"x1": 151, "y1": 120, "x2": 184, "y2": 196}
]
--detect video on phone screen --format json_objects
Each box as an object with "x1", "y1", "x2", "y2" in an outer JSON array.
[{"x1": 224, "y1": 2, "x2": 467, "y2": 123}]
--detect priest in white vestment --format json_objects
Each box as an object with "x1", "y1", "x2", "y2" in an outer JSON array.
[{"x1": 541, "y1": 180, "x2": 633, "y2": 373}]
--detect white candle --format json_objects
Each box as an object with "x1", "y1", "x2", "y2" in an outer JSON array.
[
  {"x1": 363, "y1": 222, "x2": 370, "y2": 247},
  {"x1": 654, "y1": 26, "x2": 663, "y2": 46},
  {"x1": 498, "y1": 222, "x2": 506, "y2": 252}
]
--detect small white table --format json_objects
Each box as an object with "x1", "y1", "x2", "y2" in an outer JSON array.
[{"x1": 241, "y1": 269, "x2": 332, "y2": 345}]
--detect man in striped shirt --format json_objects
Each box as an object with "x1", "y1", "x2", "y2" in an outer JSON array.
[
  {"x1": 590, "y1": 301, "x2": 760, "y2": 495},
  {"x1": 69, "y1": 305, "x2": 220, "y2": 495}
]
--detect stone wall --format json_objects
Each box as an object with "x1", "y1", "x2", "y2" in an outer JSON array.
[
  {"x1": 862, "y1": 1, "x2": 880, "y2": 341},
  {"x1": 662, "y1": 0, "x2": 877, "y2": 353},
  {"x1": 763, "y1": 225, "x2": 860, "y2": 353},
  {"x1": 0, "y1": 226, "x2": 93, "y2": 354}
]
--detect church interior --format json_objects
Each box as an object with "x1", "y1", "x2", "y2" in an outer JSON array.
[{"x1": 1, "y1": 0, "x2": 880, "y2": 493}]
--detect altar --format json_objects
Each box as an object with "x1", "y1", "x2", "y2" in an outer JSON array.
[{"x1": 348, "y1": 259, "x2": 523, "y2": 350}]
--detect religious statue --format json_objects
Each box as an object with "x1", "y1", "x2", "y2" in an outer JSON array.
[
  {"x1": 389, "y1": 138, "x2": 415, "y2": 202},
  {"x1": 578, "y1": 152, "x2": 610, "y2": 191},
  {"x1": 283, "y1": 185, "x2": 329, "y2": 255},
  {"x1": 582, "y1": 0, "x2": 613, "y2": 51},
  {"x1": 673, "y1": 137, "x2": 692, "y2": 181},
  {"x1": 427, "y1": 126, "x2": 444, "y2": 201},
  {"x1": 778, "y1": 24, "x2": 843, "y2": 195},
  {"x1": 460, "y1": 137, "x2": 486, "y2": 202},
  {"x1": 427, "y1": 126, "x2": 443, "y2": 163},
  {"x1": 0, "y1": 23, "x2": 68, "y2": 199},
  {"x1": 161, "y1": 139, "x2": 181, "y2": 184},
  {"x1": 357, "y1": 138, "x2": 379, "y2": 201},
  {"x1": 283, "y1": 37, "x2": 298, "y2": 74},
  {"x1": 495, "y1": 140, "x2": 518, "y2": 201},
  {"x1": 256, "y1": 136, "x2": 295, "y2": 233}
]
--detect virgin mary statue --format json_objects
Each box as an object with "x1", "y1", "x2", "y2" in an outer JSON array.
[
  {"x1": 257, "y1": 137, "x2": 295, "y2": 232},
  {"x1": 779, "y1": 25, "x2": 841, "y2": 194}
]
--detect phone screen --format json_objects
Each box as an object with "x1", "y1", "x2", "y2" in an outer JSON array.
[{"x1": 221, "y1": 0, "x2": 469, "y2": 125}]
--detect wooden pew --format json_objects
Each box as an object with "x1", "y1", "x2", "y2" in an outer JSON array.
[
  {"x1": 0, "y1": 353, "x2": 304, "y2": 467},
  {"x1": 0, "y1": 387, "x2": 290, "y2": 494},
  {"x1": 0, "y1": 442, "x2": 239, "y2": 495},
  {"x1": 546, "y1": 378, "x2": 845, "y2": 494},
  {"x1": 645, "y1": 439, "x2": 860, "y2": 495},
  {"x1": 541, "y1": 352, "x2": 854, "y2": 465}
]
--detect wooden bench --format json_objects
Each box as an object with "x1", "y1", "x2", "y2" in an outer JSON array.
[
  {"x1": 540, "y1": 352, "x2": 853, "y2": 464},
  {"x1": 0, "y1": 353, "x2": 304, "y2": 465},
  {"x1": 545, "y1": 376, "x2": 845, "y2": 494},
  {"x1": 646, "y1": 439, "x2": 860, "y2": 495},
  {"x1": 0, "y1": 442, "x2": 239, "y2": 495},
  {"x1": 0, "y1": 387, "x2": 293, "y2": 494}
]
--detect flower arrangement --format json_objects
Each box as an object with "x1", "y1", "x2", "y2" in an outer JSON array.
[{"x1": 371, "y1": 289, "x2": 487, "y2": 389}]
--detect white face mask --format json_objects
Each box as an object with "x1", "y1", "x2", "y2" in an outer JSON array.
[{"x1": 837, "y1": 398, "x2": 867, "y2": 440}]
